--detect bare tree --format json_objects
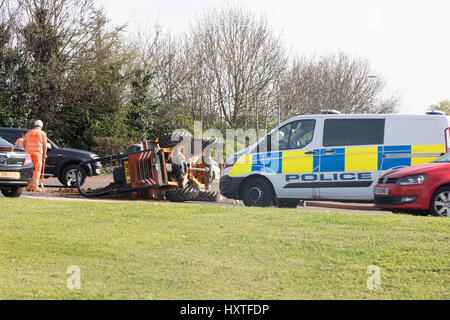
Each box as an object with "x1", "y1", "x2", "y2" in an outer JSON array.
[
  {"x1": 278, "y1": 53, "x2": 400, "y2": 119},
  {"x1": 16, "y1": 0, "x2": 111, "y2": 67},
  {"x1": 187, "y1": 6, "x2": 287, "y2": 130}
]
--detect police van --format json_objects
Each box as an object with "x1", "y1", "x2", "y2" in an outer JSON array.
[{"x1": 219, "y1": 112, "x2": 450, "y2": 207}]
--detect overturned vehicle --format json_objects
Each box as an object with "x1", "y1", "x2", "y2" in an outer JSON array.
[{"x1": 76, "y1": 130, "x2": 222, "y2": 202}]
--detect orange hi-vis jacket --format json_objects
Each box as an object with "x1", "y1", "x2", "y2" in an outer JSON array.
[
  {"x1": 23, "y1": 128, "x2": 47, "y2": 155},
  {"x1": 14, "y1": 138, "x2": 25, "y2": 149},
  {"x1": 23, "y1": 128, "x2": 47, "y2": 190}
]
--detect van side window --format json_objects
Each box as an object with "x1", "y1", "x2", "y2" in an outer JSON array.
[
  {"x1": 271, "y1": 120, "x2": 316, "y2": 151},
  {"x1": 271, "y1": 123, "x2": 292, "y2": 151},
  {"x1": 323, "y1": 119, "x2": 385, "y2": 147},
  {"x1": 288, "y1": 120, "x2": 316, "y2": 149}
]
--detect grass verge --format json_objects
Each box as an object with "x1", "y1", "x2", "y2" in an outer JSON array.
[{"x1": 0, "y1": 198, "x2": 448, "y2": 299}]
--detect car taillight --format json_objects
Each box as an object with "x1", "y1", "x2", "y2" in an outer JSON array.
[
  {"x1": 24, "y1": 154, "x2": 32, "y2": 165},
  {"x1": 0, "y1": 148, "x2": 13, "y2": 151}
]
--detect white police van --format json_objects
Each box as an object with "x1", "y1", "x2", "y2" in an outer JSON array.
[{"x1": 219, "y1": 112, "x2": 450, "y2": 207}]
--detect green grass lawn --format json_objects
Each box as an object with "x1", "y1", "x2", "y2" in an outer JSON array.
[{"x1": 0, "y1": 198, "x2": 448, "y2": 300}]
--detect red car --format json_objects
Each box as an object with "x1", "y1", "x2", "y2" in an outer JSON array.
[{"x1": 374, "y1": 153, "x2": 450, "y2": 217}]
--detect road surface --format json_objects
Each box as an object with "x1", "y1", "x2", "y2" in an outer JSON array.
[{"x1": 3, "y1": 175, "x2": 388, "y2": 214}]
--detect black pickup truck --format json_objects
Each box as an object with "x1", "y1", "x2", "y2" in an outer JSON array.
[{"x1": 0, "y1": 127, "x2": 102, "y2": 187}]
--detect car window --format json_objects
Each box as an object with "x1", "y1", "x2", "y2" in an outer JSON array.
[
  {"x1": 0, "y1": 137, "x2": 14, "y2": 148},
  {"x1": 434, "y1": 153, "x2": 450, "y2": 163},
  {"x1": 270, "y1": 123, "x2": 293, "y2": 151},
  {"x1": 323, "y1": 119, "x2": 385, "y2": 147},
  {"x1": 47, "y1": 138, "x2": 59, "y2": 149},
  {"x1": 270, "y1": 120, "x2": 316, "y2": 151},
  {"x1": 0, "y1": 132, "x2": 19, "y2": 144},
  {"x1": 288, "y1": 120, "x2": 316, "y2": 149}
]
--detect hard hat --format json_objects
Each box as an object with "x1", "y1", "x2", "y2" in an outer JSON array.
[{"x1": 34, "y1": 120, "x2": 43, "y2": 128}]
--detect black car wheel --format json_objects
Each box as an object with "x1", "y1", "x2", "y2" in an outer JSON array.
[
  {"x1": 430, "y1": 186, "x2": 450, "y2": 217},
  {"x1": 60, "y1": 165, "x2": 86, "y2": 187},
  {"x1": 1, "y1": 186, "x2": 24, "y2": 198},
  {"x1": 241, "y1": 177, "x2": 274, "y2": 207}
]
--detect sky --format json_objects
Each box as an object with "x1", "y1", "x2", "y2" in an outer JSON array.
[{"x1": 94, "y1": 0, "x2": 450, "y2": 114}]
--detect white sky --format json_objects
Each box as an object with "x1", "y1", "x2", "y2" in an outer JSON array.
[{"x1": 94, "y1": 0, "x2": 450, "y2": 114}]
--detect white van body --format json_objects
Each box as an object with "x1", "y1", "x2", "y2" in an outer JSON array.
[{"x1": 219, "y1": 114, "x2": 450, "y2": 204}]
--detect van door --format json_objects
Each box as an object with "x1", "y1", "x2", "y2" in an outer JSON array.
[
  {"x1": 266, "y1": 118, "x2": 321, "y2": 199},
  {"x1": 318, "y1": 118, "x2": 385, "y2": 201}
]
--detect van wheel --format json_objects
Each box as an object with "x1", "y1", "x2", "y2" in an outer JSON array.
[
  {"x1": 1, "y1": 186, "x2": 24, "y2": 198},
  {"x1": 241, "y1": 177, "x2": 274, "y2": 207},
  {"x1": 59, "y1": 165, "x2": 86, "y2": 188},
  {"x1": 429, "y1": 186, "x2": 450, "y2": 217}
]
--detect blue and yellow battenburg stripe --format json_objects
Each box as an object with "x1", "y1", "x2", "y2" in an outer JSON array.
[{"x1": 228, "y1": 144, "x2": 445, "y2": 177}]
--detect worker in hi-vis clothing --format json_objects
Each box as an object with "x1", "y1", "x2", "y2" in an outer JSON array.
[
  {"x1": 23, "y1": 120, "x2": 47, "y2": 191},
  {"x1": 14, "y1": 137, "x2": 24, "y2": 149}
]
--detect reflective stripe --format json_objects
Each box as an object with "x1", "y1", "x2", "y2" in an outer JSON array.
[
  {"x1": 345, "y1": 146, "x2": 379, "y2": 172},
  {"x1": 383, "y1": 153, "x2": 412, "y2": 159},
  {"x1": 229, "y1": 144, "x2": 447, "y2": 177},
  {"x1": 23, "y1": 128, "x2": 46, "y2": 154},
  {"x1": 320, "y1": 148, "x2": 346, "y2": 172},
  {"x1": 229, "y1": 155, "x2": 252, "y2": 177},
  {"x1": 411, "y1": 144, "x2": 446, "y2": 165},
  {"x1": 14, "y1": 138, "x2": 24, "y2": 148},
  {"x1": 253, "y1": 152, "x2": 282, "y2": 174},
  {"x1": 282, "y1": 150, "x2": 314, "y2": 174}
]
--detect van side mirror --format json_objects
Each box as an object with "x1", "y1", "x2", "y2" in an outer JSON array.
[{"x1": 47, "y1": 143, "x2": 52, "y2": 150}]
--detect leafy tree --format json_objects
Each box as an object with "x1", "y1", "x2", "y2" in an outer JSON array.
[
  {"x1": 0, "y1": 23, "x2": 31, "y2": 128},
  {"x1": 20, "y1": 7, "x2": 65, "y2": 135},
  {"x1": 59, "y1": 13, "x2": 132, "y2": 154}
]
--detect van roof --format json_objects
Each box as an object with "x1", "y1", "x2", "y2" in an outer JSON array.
[
  {"x1": 275, "y1": 113, "x2": 450, "y2": 130},
  {"x1": 284, "y1": 113, "x2": 450, "y2": 121}
]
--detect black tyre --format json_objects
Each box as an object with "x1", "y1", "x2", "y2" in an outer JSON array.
[
  {"x1": 241, "y1": 177, "x2": 274, "y2": 207},
  {"x1": 60, "y1": 165, "x2": 86, "y2": 187},
  {"x1": 1, "y1": 186, "x2": 24, "y2": 198},
  {"x1": 165, "y1": 187, "x2": 199, "y2": 202},
  {"x1": 429, "y1": 186, "x2": 450, "y2": 217},
  {"x1": 113, "y1": 166, "x2": 126, "y2": 185},
  {"x1": 275, "y1": 199, "x2": 299, "y2": 208},
  {"x1": 196, "y1": 190, "x2": 220, "y2": 202}
]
